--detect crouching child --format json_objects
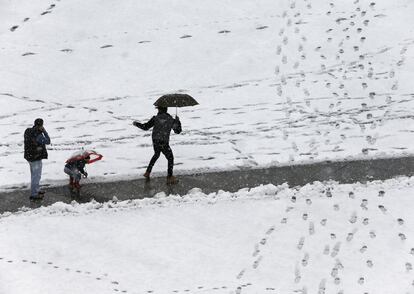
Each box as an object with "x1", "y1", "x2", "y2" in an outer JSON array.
[{"x1": 64, "y1": 155, "x2": 90, "y2": 192}]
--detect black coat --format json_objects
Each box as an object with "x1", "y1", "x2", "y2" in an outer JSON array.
[
  {"x1": 24, "y1": 127, "x2": 50, "y2": 162},
  {"x1": 136, "y1": 112, "x2": 181, "y2": 143}
]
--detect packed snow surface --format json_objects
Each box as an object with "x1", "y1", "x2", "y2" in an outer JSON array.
[
  {"x1": 1, "y1": 177, "x2": 414, "y2": 293},
  {"x1": 1, "y1": 0, "x2": 414, "y2": 189}
]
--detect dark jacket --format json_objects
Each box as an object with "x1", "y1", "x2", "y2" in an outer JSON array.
[
  {"x1": 65, "y1": 159, "x2": 87, "y2": 174},
  {"x1": 24, "y1": 127, "x2": 51, "y2": 162},
  {"x1": 136, "y1": 112, "x2": 182, "y2": 143}
]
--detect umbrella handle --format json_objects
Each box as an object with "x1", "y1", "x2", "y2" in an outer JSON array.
[{"x1": 176, "y1": 107, "x2": 178, "y2": 117}]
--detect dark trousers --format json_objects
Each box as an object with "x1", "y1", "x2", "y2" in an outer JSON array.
[{"x1": 146, "y1": 141, "x2": 174, "y2": 177}]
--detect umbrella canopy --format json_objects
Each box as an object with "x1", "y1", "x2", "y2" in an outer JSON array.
[
  {"x1": 66, "y1": 150, "x2": 103, "y2": 164},
  {"x1": 153, "y1": 94, "x2": 198, "y2": 108}
]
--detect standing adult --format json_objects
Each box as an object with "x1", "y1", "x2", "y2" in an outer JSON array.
[
  {"x1": 24, "y1": 118, "x2": 51, "y2": 200},
  {"x1": 133, "y1": 106, "x2": 182, "y2": 184}
]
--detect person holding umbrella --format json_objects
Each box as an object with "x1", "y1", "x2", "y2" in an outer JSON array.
[
  {"x1": 133, "y1": 93, "x2": 198, "y2": 184},
  {"x1": 133, "y1": 106, "x2": 181, "y2": 184}
]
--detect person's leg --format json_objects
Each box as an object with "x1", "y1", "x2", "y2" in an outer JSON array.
[
  {"x1": 161, "y1": 144, "x2": 174, "y2": 177},
  {"x1": 64, "y1": 167, "x2": 75, "y2": 188},
  {"x1": 72, "y1": 169, "x2": 82, "y2": 189},
  {"x1": 30, "y1": 160, "x2": 42, "y2": 197},
  {"x1": 146, "y1": 143, "x2": 162, "y2": 175}
]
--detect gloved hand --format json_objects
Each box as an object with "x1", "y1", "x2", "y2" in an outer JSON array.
[
  {"x1": 175, "y1": 116, "x2": 180, "y2": 121},
  {"x1": 83, "y1": 172, "x2": 88, "y2": 178},
  {"x1": 132, "y1": 121, "x2": 139, "y2": 127}
]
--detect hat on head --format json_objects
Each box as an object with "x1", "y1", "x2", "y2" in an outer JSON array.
[{"x1": 34, "y1": 118, "x2": 44, "y2": 126}]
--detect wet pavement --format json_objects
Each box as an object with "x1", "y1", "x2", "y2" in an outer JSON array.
[{"x1": 1, "y1": 156, "x2": 413, "y2": 214}]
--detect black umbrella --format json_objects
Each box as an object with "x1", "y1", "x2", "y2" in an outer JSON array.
[
  {"x1": 154, "y1": 93, "x2": 199, "y2": 116},
  {"x1": 154, "y1": 94, "x2": 198, "y2": 107}
]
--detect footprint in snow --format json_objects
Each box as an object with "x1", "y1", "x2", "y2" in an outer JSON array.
[
  {"x1": 397, "y1": 218, "x2": 404, "y2": 225},
  {"x1": 218, "y1": 30, "x2": 231, "y2": 34},
  {"x1": 349, "y1": 212, "x2": 357, "y2": 223},
  {"x1": 252, "y1": 256, "x2": 262, "y2": 269},
  {"x1": 323, "y1": 245, "x2": 330, "y2": 255},
  {"x1": 331, "y1": 242, "x2": 341, "y2": 257},
  {"x1": 302, "y1": 253, "x2": 309, "y2": 266},
  {"x1": 276, "y1": 46, "x2": 282, "y2": 55},
  {"x1": 23, "y1": 17, "x2": 30, "y2": 22},
  {"x1": 309, "y1": 222, "x2": 315, "y2": 235},
  {"x1": 40, "y1": 11, "x2": 51, "y2": 16},
  {"x1": 363, "y1": 218, "x2": 369, "y2": 225},
  {"x1": 360, "y1": 245, "x2": 368, "y2": 253},
  {"x1": 180, "y1": 35, "x2": 192, "y2": 39},
  {"x1": 138, "y1": 40, "x2": 151, "y2": 44},
  {"x1": 100, "y1": 45, "x2": 113, "y2": 49},
  {"x1": 256, "y1": 26, "x2": 268, "y2": 30},
  {"x1": 10, "y1": 25, "x2": 18, "y2": 32},
  {"x1": 406, "y1": 263, "x2": 412, "y2": 271},
  {"x1": 331, "y1": 267, "x2": 338, "y2": 278},
  {"x1": 297, "y1": 237, "x2": 305, "y2": 250},
  {"x1": 398, "y1": 233, "x2": 406, "y2": 240},
  {"x1": 236, "y1": 269, "x2": 245, "y2": 279},
  {"x1": 367, "y1": 260, "x2": 373, "y2": 267},
  {"x1": 60, "y1": 48, "x2": 73, "y2": 53},
  {"x1": 22, "y1": 52, "x2": 36, "y2": 56}
]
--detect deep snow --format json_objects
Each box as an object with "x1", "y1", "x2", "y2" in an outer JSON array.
[
  {"x1": 1, "y1": 177, "x2": 414, "y2": 293},
  {"x1": 0, "y1": 0, "x2": 414, "y2": 189}
]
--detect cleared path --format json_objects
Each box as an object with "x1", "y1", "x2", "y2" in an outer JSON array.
[{"x1": 0, "y1": 156, "x2": 413, "y2": 213}]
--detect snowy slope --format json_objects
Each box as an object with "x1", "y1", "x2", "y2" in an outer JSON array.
[
  {"x1": 1, "y1": 0, "x2": 414, "y2": 188},
  {"x1": 1, "y1": 177, "x2": 414, "y2": 293}
]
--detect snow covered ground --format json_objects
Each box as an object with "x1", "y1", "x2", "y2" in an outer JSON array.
[
  {"x1": 0, "y1": 0, "x2": 414, "y2": 189},
  {"x1": 1, "y1": 177, "x2": 413, "y2": 293}
]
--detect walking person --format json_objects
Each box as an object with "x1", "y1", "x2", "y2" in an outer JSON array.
[
  {"x1": 133, "y1": 106, "x2": 182, "y2": 184},
  {"x1": 24, "y1": 118, "x2": 51, "y2": 200}
]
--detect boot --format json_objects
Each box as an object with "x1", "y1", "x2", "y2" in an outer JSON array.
[{"x1": 166, "y1": 175, "x2": 178, "y2": 185}]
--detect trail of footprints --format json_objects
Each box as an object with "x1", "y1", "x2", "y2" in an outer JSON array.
[
  {"x1": 231, "y1": 180, "x2": 413, "y2": 293},
  {"x1": 9, "y1": 2, "x2": 57, "y2": 33},
  {"x1": 275, "y1": 0, "x2": 411, "y2": 158},
  {"x1": 299, "y1": 187, "x2": 412, "y2": 293},
  {"x1": 10, "y1": 10, "x2": 273, "y2": 57}
]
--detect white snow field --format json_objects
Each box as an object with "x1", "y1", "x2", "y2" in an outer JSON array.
[
  {"x1": 0, "y1": 0, "x2": 414, "y2": 189},
  {"x1": 1, "y1": 177, "x2": 414, "y2": 294}
]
